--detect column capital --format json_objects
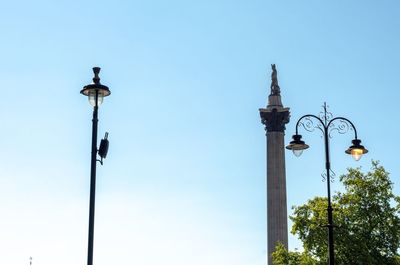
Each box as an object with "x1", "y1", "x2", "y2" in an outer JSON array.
[{"x1": 260, "y1": 108, "x2": 290, "y2": 132}]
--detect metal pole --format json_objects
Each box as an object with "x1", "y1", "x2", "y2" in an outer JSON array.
[
  {"x1": 87, "y1": 92, "x2": 99, "y2": 265},
  {"x1": 324, "y1": 128, "x2": 335, "y2": 265}
]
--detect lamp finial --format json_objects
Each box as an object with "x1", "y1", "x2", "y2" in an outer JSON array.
[{"x1": 92, "y1": 67, "x2": 101, "y2": 84}]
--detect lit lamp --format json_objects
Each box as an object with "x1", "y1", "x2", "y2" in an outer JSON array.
[{"x1": 345, "y1": 139, "x2": 368, "y2": 161}]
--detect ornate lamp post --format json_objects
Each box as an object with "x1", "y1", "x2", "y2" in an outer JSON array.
[
  {"x1": 81, "y1": 67, "x2": 111, "y2": 265},
  {"x1": 286, "y1": 103, "x2": 368, "y2": 265}
]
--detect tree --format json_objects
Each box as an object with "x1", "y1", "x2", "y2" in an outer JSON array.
[{"x1": 272, "y1": 161, "x2": 400, "y2": 265}]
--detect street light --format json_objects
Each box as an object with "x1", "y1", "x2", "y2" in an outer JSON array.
[
  {"x1": 286, "y1": 103, "x2": 368, "y2": 265},
  {"x1": 81, "y1": 67, "x2": 111, "y2": 265}
]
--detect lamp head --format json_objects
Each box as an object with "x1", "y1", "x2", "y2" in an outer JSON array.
[
  {"x1": 286, "y1": 134, "x2": 309, "y2": 157},
  {"x1": 345, "y1": 139, "x2": 368, "y2": 161},
  {"x1": 80, "y1": 67, "x2": 111, "y2": 107}
]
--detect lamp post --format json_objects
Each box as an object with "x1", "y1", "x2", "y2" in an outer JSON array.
[
  {"x1": 286, "y1": 103, "x2": 368, "y2": 265},
  {"x1": 81, "y1": 67, "x2": 111, "y2": 265}
]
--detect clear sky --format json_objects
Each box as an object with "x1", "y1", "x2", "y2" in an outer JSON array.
[{"x1": 0, "y1": 1, "x2": 399, "y2": 264}]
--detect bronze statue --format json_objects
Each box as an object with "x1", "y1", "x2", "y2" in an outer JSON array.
[{"x1": 270, "y1": 64, "x2": 280, "y2": 95}]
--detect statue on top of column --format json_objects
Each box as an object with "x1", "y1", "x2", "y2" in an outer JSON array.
[{"x1": 270, "y1": 64, "x2": 280, "y2": 95}]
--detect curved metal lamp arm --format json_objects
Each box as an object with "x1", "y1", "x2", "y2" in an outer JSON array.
[
  {"x1": 327, "y1": 117, "x2": 358, "y2": 139},
  {"x1": 295, "y1": 114, "x2": 325, "y2": 135}
]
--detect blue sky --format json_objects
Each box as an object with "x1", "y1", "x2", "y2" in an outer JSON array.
[{"x1": 0, "y1": 1, "x2": 399, "y2": 264}]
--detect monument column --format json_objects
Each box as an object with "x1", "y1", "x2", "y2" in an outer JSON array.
[{"x1": 259, "y1": 65, "x2": 290, "y2": 265}]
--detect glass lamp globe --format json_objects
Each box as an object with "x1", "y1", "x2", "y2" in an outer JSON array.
[
  {"x1": 292, "y1": 149, "x2": 304, "y2": 157},
  {"x1": 350, "y1": 148, "x2": 364, "y2": 161},
  {"x1": 88, "y1": 91, "x2": 104, "y2": 107}
]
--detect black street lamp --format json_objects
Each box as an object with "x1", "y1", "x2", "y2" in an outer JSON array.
[
  {"x1": 286, "y1": 103, "x2": 368, "y2": 265},
  {"x1": 81, "y1": 67, "x2": 111, "y2": 265}
]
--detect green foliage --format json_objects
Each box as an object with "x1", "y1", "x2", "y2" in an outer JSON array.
[
  {"x1": 272, "y1": 243, "x2": 317, "y2": 265},
  {"x1": 272, "y1": 161, "x2": 400, "y2": 265}
]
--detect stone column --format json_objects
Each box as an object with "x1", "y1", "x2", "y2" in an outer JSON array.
[{"x1": 259, "y1": 65, "x2": 290, "y2": 265}]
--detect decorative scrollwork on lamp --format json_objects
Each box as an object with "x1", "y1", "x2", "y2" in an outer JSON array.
[{"x1": 328, "y1": 119, "x2": 353, "y2": 138}]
